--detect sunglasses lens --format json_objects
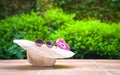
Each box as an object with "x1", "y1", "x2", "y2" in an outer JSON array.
[
  {"x1": 35, "y1": 39, "x2": 43, "y2": 47},
  {"x1": 46, "y1": 40, "x2": 54, "y2": 48}
]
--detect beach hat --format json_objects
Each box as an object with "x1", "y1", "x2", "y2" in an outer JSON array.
[{"x1": 13, "y1": 39, "x2": 75, "y2": 66}]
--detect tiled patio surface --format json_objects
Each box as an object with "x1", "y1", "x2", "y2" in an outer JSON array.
[{"x1": 0, "y1": 59, "x2": 120, "y2": 75}]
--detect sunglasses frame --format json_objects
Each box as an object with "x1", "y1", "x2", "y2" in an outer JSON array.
[{"x1": 35, "y1": 38, "x2": 54, "y2": 48}]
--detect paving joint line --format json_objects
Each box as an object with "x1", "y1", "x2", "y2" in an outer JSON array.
[
  {"x1": 36, "y1": 70, "x2": 41, "y2": 75},
  {"x1": 91, "y1": 59, "x2": 112, "y2": 75}
]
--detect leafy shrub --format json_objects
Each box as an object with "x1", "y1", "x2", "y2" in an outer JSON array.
[
  {"x1": 0, "y1": 0, "x2": 36, "y2": 19},
  {"x1": 0, "y1": 0, "x2": 120, "y2": 23},
  {"x1": 0, "y1": 8, "x2": 120, "y2": 59},
  {"x1": 54, "y1": 0, "x2": 120, "y2": 22},
  {"x1": 49, "y1": 19, "x2": 120, "y2": 59},
  {"x1": 44, "y1": 8, "x2": 75, "y2": 30},
  {"x1": 0, "y1": 12, "x2": 49, "y2": 59},
  {"x1": 0, "y1": 8, "x2": 75, "y2": 59}
]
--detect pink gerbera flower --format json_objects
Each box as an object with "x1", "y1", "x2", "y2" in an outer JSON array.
[{"x1": 56, "y1": 38, "x2": 70, "y2": 51}]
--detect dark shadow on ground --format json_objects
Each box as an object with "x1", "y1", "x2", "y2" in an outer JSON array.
[{"x1": 0, "y1": 64, "x2": 74, "y2": 71}]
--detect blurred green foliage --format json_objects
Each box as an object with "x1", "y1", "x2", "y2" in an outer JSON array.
[
  {"x1": 49, "y1": 19, "x2": 120, "y2": 59},
  {"x1": 0, "y1": 12, "x2": 49, "y2": 59},
  {"x1": 53, "y1": 0, "x2": 120, "y2": 22},
  {"x1": 44, "y1": 8, "x2": 75, "y2": 30},
  {"x1": 0, "y1": 8, "x2": 120, "y2": 59},
  {"x1": 0, "y1": 0, "x2": 120, "y2": 22},
  {"x1": 0, "y1": 0, "x2": 36, "y2": 19}
]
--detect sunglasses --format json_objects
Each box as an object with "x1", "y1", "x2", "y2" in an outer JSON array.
[{"x1": 35, "y1": 38, "x2": 54, "y2": 48}]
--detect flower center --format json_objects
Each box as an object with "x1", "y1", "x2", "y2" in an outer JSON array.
[{"x1": 60, "y1": 43, "x2": 66, "y2": 48}]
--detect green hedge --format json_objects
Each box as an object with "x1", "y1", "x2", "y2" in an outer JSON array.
[
  {"x1": 1, "y1": 0, "x2": 120, "y2": 22},
  {"x1": 0, "y1": 12, "x2": 49, "y2": 59},
  {"x1": 53, "y1": 0, "x2": 120, "y2": 22},
  {"x1": 49, "y1": 20, "x2": 120, "y2": 59},
  {"x1": 0, "y1": 8, "x2": 120, "y2": 59},
  {"x1": 0, "y1": 8, "x2": 75, "y2": 59},
  {"x1": 44, "y1": 8, "x2": 75, "y2": 30}
]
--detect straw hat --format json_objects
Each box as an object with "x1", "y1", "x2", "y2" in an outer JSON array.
[{"x1": 13, "y1": 39, "x2": 75, "y2": 66}]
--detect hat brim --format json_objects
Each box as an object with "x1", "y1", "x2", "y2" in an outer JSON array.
[{"x1": 13, "y1": 39, "x2": 75, "y2": 58}]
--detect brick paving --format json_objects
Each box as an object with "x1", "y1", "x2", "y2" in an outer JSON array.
[{"x1": 0, "y1": 59, "x2": 120, "y2": 75}]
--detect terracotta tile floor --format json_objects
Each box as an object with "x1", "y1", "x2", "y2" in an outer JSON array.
[{"x1": 0, "y1": 59, "x2": 120, "y2": 75}]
